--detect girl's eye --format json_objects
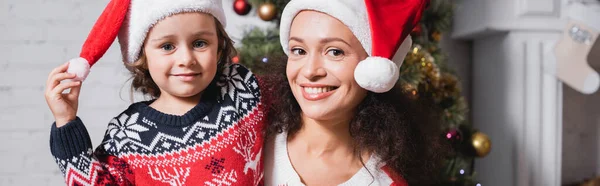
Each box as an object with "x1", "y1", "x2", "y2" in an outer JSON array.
[
  {"x1": 161, "y1": 44, "x2": 175, "y2": 51},
  {"x1": 326, "y1": 49, "x2": 344, "y2": 57},
  {"x1": 193, "y1": 40, "x2": 207, "y2": 48},
  {"x1": 291, "y1": 48, "x2": 306, "y2": 55}
]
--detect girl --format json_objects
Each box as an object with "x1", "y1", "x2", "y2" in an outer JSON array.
[
  {"x1": 45, "y1": 0, "x2": 264, "y2": 185},
  {"x1": 264, "y1": 0, "x2": 444, "y2": 185}
]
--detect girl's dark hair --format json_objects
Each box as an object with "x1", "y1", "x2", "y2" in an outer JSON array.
[
  {"x1": 126, "y1": 17, "x2": 236, "y2": 98},
  {"x1": 263, "y1": 61, "x2": 447, "y2": 185}
]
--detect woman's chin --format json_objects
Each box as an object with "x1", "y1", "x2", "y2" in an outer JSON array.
[{"x1": 300, "y1": 106, "x2": 336, "y2": 121}]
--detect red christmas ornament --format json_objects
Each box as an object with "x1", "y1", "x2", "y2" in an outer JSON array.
[
  {"x1": 232, "y1": 56, "x2": 240, "y2": 64},
  {"x1": 445, "y1": 128, "x2": 462, "y2": 142},
  {"x1": 411, "y1": 24, "x2": 422, "y2": 36},
  {"x1": 233, "y1": 0, "x2": 252, "y2": 16}
]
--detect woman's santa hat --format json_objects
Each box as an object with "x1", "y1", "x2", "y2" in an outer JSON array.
[
  {"x1": 67, "y1": 0, "x2": 226, "y2": 81},
  {"x1": 279, "y1": 0, "x2": 429, "y2": 93}
]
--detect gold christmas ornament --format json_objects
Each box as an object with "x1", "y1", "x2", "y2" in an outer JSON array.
[
  {"x1": 471, "y1": 132, "x2": 491, "y2": 157},
  {"x1": 432, "y1": 31, "x2": 442, "y2": 42},
  {"x1": 258, "y1": 2, "x2": 277, "y2": 21}
]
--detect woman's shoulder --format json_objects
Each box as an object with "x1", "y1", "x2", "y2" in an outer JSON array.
[
  {"x1": 378, "y1": 164, "x2": 408, "y2": 186},
  {"x1": 333, "y1": 154, "x2": 408, "y2": 186}
]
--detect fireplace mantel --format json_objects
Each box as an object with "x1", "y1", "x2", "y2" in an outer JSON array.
[{"x1": 450, "y1": 0, "x2": 600, "y2": 185}]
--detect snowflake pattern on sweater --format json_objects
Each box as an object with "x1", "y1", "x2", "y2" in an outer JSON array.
[{"x1": 50, "y1": 64, "x2": 265, "y2": 186}]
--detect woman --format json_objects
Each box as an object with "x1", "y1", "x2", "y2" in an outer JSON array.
[{"x1": 263, "y1": 0, "x2": 445, "y2": 185}]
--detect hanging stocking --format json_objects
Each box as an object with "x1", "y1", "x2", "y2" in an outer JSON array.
[{"x1": 554, "y1": 3, "x2": 600, "y2": 94}]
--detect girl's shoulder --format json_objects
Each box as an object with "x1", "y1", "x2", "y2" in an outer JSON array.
[
  {"x1": 221, "y1": 63, "x2": 253, "y2": 81},
  {"x1": 217, "y1": 63, "x2": 261, "y2": 100}
]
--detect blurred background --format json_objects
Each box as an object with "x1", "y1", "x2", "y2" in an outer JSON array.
[{"x1": 0, "y1": 0, "x2": 599, "y2": 185}]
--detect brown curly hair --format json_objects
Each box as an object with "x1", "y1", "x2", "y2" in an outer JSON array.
[
  {"x1": 125, "y1": 17, "x2": 236, "y2": 98},
  {"x1": 262, "y1": 62, "x2": 447, "y2": 185}
]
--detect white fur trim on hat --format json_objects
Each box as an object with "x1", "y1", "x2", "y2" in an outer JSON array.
[
  {"x1": 118, "y1": 0, "x2": 226, "y2": 63},
  {"x1": 279, "y1": 0, "x2": 372, "y2": 55},
  {"x1": 354, "y1": 56, "x2": 399, "y2": 93},
  {"x1": 354, "y1": 37, "x2": 411, "y2": 93},
  {"x1": 67, "y1": 57, "x2": 91, "y2": 81}
]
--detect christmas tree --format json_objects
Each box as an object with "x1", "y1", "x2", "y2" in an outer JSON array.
[{"x1": 232, "y1": 0, "x2": 491, "y2": 185}]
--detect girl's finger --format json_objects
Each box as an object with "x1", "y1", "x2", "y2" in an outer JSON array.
[
  {"x1": 66, "y1": 82, "x2": 82, "y2": 101},
  {"x1": 46, "y1": 62, "x2": 71, "y2": 92},
  {"x1": 46, "y1": 73, "x2": 77, "y2": 93},
  {"x1": 50, "y1": 81, "x2": 81, "y2": 98},
  {"x1": 47, "y1": 62, "x2": 70, "y2": 81}
]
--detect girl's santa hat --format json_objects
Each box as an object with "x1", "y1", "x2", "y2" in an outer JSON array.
[
  {"x1": 67, "y1": 0, "x2": 226, "y2": 81},
  {"x1": 279, "y1": 0, "x2": 429, "y2": 93}
]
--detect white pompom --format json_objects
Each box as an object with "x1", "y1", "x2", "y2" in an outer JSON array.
[
  {"x1": 354, "y1": 57, "x2": 399, "y2": 93},
  {"x1": 67, "y1": 57, "x2": 91, "y2": 81}
]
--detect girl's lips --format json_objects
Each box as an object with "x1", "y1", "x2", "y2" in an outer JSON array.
[
  {"x1": 173, "y1": 73, "x2": 200, "y2": 82},
  {"x1": 173, "y1": 72, "x2": 200, "y2": 76}
]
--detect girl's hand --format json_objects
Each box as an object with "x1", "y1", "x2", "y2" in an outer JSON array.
[{"x1": 44, "y1": 62, "x2": 82, "y2": 127}]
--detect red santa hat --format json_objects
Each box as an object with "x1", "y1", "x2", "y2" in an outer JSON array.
[
  {"x1": 67, "y1": 0, "x2": 227, "y2": 81},
  {"x1": 279, "y1": 0, "x2": 428, "y2": 93}
]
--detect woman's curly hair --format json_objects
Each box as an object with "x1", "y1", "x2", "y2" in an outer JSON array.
[
  {"x1": 125, "y1": 18, "x2": 236, "y2": 98},
  {"x1": 262, "y1": 61, "x2": 448, "y2": 185}
]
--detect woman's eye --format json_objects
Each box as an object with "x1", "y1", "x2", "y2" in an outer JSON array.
[
  {"x1": 193, "y1": 40, "x2": 207, "y2": 48},
  {"x1": 291, "y1": 48, "x2": 306, "y2": 55},
  {"x1": 326, "y1": 49, "x2": 344, "y2": 57},
  {"x1": 161, "y1": 44, "x2": 175, "y2": 51}
]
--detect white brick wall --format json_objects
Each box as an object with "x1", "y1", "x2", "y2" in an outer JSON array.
[{"x1": 0, "y1": 0, "x2": 270, "y2": 185}]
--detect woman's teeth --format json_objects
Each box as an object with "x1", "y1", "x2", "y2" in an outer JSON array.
[{"x1": 303, "y1": 87, "x2": 334, "y2": 94}]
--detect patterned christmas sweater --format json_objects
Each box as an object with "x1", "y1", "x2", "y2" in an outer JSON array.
[
  {"x1": 264, "y1": 132, "x2": 408, "y2": 186},
  {"x1": 50, "y1": 64, "x2": 265, "y2": 186}
]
